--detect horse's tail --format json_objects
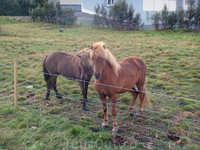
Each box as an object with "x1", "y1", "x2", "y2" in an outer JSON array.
[
  {"x1": 43, "y1": 56, "x2": 50, "y2": 82},
  {"x1": 143, "y1": 81, "x2": 152, "y2": 109}
]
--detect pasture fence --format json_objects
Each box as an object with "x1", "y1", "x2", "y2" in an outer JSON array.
[{"x1": 0, "y1": 62, "x2": 200, "y2": 149}]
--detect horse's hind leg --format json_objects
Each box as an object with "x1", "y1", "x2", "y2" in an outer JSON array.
[
  {"x1": 45, "y1": 77, "x2": 51, "y2": 100},
  {"x1": 51, "y1": 76, "x2": 62, "y2": 99},
  {"x1": 129, "y1": 87, "x2": 139, "y2": 116},
  {"x1": 136, "y1": 84, "x2": 145, "y2": 116}
]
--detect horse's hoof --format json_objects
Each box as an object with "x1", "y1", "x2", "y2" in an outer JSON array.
[
  {"x1": 135, "y1": 113, "x2": 142, "y2": 118},
  {"x1": 130, "y1": 112, "x2": 135, "y2": 117},
  {"x1": 56, "y1": 95, "x2": 63, "y2": 99},
  {"x1": 101, "y1": 125, "x2": 108, "y2": 129},
  {"x1": 44, "y1": 96, "x2": 49, "y2": 100},
  {"x1": 84, "y1": 99, "x2": 90, "y2": 103},
  {"x1": 81, "y1": 106, "x2": 86, "y2": 111},
  {"x1": 112, "y1": 128, "x2": 118, "y2": 134}
]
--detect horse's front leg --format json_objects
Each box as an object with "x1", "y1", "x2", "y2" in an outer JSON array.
[
  {"x1": 79, "y1": 81, "x2": 87, "y2": 111},
  {"x1": 110, "y1": 94, "x2": 118, "y2": 133},
  {"x1": 99, "y1": 94, "x2": 108, "y2": 128},
  {"x1": 84, "y1": 81, "x2": 90, "y2": 103}
]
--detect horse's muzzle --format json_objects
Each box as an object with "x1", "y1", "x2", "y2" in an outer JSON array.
[{"x1": 94, "y1": 73, "x2": 101, "y2": 80}]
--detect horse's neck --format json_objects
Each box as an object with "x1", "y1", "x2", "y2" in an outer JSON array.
[{"x1": 101, "y1": 61, "x2": 118, "y2": 83}]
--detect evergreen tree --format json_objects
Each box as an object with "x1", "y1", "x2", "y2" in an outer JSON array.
[
  {"x1": 93, "y1": 4, "x2": 101, "y2": 28},
  {"x1": 118, "y1": 0, "x2": 128, "y2": 28},
  {"x1": 160, "y1": 4, "x2": 168, "y2": 30},
  {"x1": 133, "y1": 13, "x2": 142, "y2": 30},
  {"x1": 167, "y1": 11, "x2": 178, "y2": 29},
  {"x1": 100, "y1": 4, "x2": 107, "y2": 28},
  {"x1": 127, "y1": 4, "x2": 135, "y2": 30},
  {"x1": 194, "y1": 0, "x2": 200, "y2": 29},
  {"x1": 152, "y1": 12, "x2": 160, "y2": 30},
  {"x1": 177, "y1": 8, "x2": 185, "y2": 28},
  {"x1": 186, "y1": 0, "x2": 195, "y2": 28}
]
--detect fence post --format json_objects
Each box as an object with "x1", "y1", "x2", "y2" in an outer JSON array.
[{"x1": 14, "y1": 59, "x2": 18, "y2": 111}]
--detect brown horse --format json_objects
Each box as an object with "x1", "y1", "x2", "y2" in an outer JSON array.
[
  {"x1": 91, "y1": 42, "x2": 151, "y2": 133},
  {"x1": 43, "y1": 49, "x2": 93, "y2": 111}
]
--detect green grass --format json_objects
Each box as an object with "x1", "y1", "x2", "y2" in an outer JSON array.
[{"x1": 0, "y1": 22, "x2": 200, "y2": 149}]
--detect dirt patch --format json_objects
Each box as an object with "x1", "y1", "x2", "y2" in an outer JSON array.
[
  {"x1": 179, "y1": 101, "x2": 187, "y2": 106},
  {"x1": 110, "y1": 135, "x2": 136, "y2": 147},
  {"x1": 173, "y1": 111, "x2": 193, "y2": 123},
  {"x1": 26, "y1": 93, "x2": 35, "y2": 98},
  {"x1": 167, "y1": 131, "x2": 180, "y2": 141},
  {"x1": 91, "y1": 128, "x2": 100, "y2": 132}
]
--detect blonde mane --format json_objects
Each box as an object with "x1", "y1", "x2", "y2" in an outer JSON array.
[{"x1": 91, "y1": 42, "x2": 120, "y2": 77}]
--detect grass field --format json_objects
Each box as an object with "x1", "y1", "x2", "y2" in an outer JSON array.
[{"x1": 0, "y1": 20, "x2": 200, "y2": 149}]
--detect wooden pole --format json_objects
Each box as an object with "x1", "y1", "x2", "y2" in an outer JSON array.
[{"x1": 14, "y1": 59, "x2": 18, "y2": 111}]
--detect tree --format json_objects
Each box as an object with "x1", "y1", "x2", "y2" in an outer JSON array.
[
  {"x1": 127, "y1": 4, "x2": 135, "y2": 30},
  {"x1": 167, "y1": 11, "x2": 178, "y2": 29},
  {"x1": 58, "y1": 8, "x2": 77, "y2": 26},
  {"x1": 133, "y1": 12, "x2": 142, "y2": 30},
  {"x1": 109, "y1": 3, "x2": 120, "y2": 28},
  {"x1": 118, "y1": 0, "x2": 128, "y2": 28},
  {"x1": 194, "y1": 0, "x2": 200, "y2": 29},
  {"x1": 185, "y1": 0, "x2": 195, "y2": 28},
  {"x1": 177, "y1": 8, "x2": 185, "y2": 28},
  {"x1": 0, "y1": 0, "x2": 18, "y2": 16},
  {"x1": 0, "y1": 0, "x2": 48, "y2": 16},
  {"x1": 92, "y1": 4, "x2": 101, "y2": 28},
  {"x1": 100, "y1": 4, "x2": 107, "y2": 28},
  {"x1": 42, "y1": 2, "x2": 56, "y2": 23},
  {"x1": 109, "y1": 0, "x2": 128, "y2": 29},
  {"x1": 56, "y1": 1, "x2": 62, "y2": 23},
  {"x1": 152, "y1": 12, "x2": 160, "y2": 30},
  {"x1": 160, "y1": 4, "x2": 168, "y2": 30}
]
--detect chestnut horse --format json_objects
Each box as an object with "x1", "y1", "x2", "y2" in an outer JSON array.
[
  {"x1": 91, "y1": 42, "x2": 151, "y2": 133},
  {"x1": 43, "y1": 49, "x2": 93, "y2": 111}
]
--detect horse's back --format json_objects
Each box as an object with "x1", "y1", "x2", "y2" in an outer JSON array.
[
  {"x1": 47, "y1": 51, "x2": 73, "y2": 60},
  {"x1": 45, "y1": 51, "x2": 75, "y2": 75},
  {"x1": 119, "y1": 56, "x2": 147, "y2": 73},
  {"x1": 118, "y1": 56, "x2": 147, "y2": 88}
]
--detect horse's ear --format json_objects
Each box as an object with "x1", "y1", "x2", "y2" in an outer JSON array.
[
  {"x1": 103, "y1": 45, "x2": 106, "y2": 50},
  {"x1": 91, "y1": 46, "x2": 93, "y2": 50}
]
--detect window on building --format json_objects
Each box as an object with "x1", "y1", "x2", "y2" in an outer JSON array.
[
  {"x1": 108, "y1": 0, "x2": 114, "y2": 5},
  {"x1": 185, "y1": 0, "x2": 188, "y2": 5}
]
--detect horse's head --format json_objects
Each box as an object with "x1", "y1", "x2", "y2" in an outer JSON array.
[
  {"x1": 90, "y1": 43, "x2": 107, "y2": 80},
  {"x1": 77, "y1": 51, "x2": 92, "y2": 81}
]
